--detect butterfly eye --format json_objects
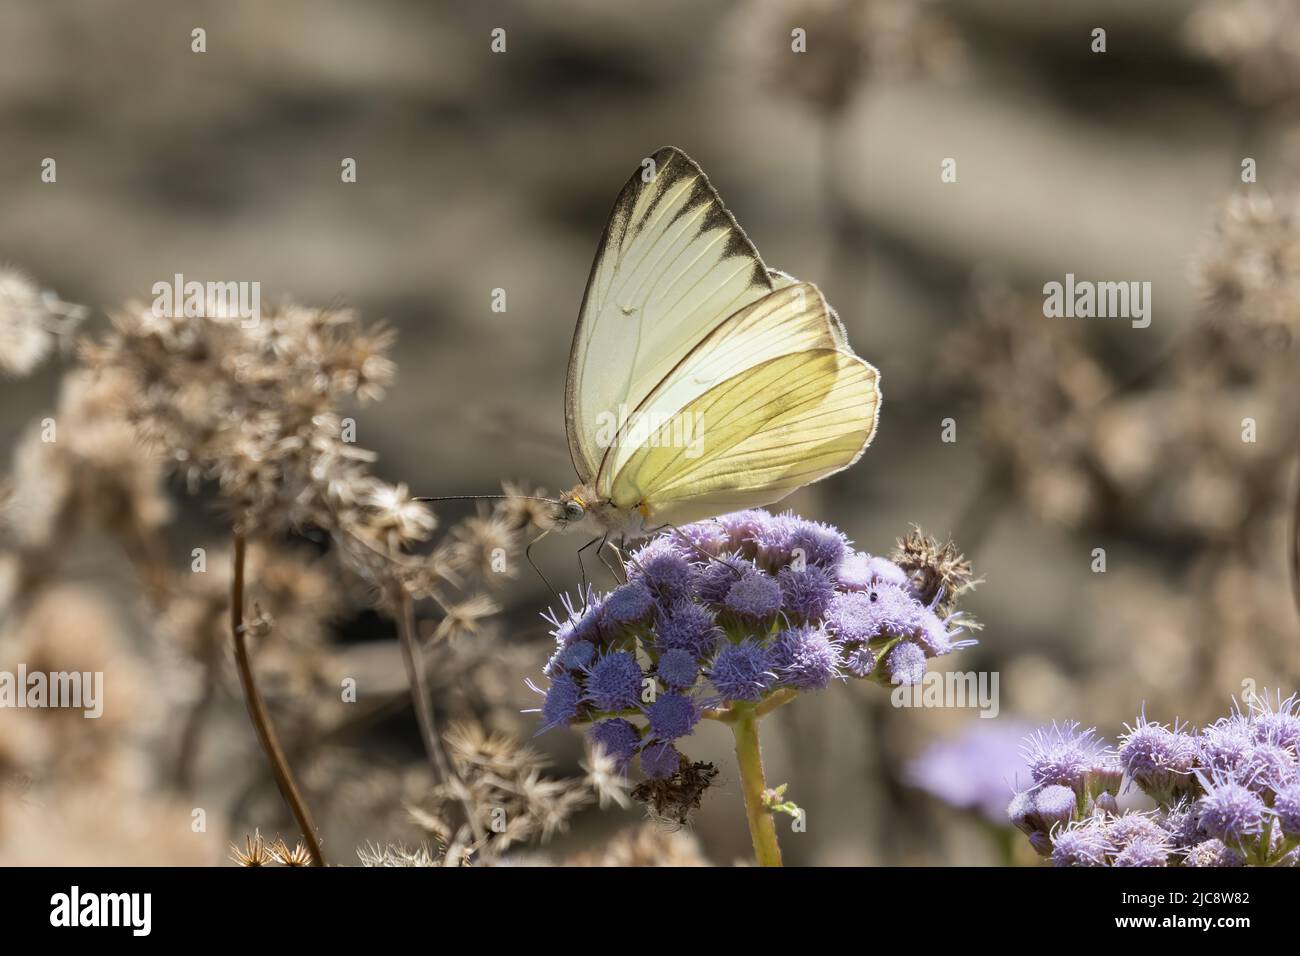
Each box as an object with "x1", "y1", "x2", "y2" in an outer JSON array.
[{"x1": 564, "y1": 501, "x2": 585, "y2": 521}]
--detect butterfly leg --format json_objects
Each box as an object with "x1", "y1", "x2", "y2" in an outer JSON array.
[
  {"x1": 525, "y1": 528, "x2": 561, "y2": 605},
  {"x1": 576, "y1": 534, "x2": 605, "y2": 601},
  {"x1": 598, "y1": 534, "x2": 624, "y2": 584}
]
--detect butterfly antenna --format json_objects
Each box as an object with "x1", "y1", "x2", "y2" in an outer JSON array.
[{"x1": 414, "y1": 494, "x2": 559, "y2": 504}]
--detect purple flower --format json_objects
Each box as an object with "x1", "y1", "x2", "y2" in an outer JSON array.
[
  {"x1": 1021, "y1": 721, "x2": 1109, "y2": 792},
  {"x1": 825, "y1": 585, "x2": 921, "y2": 644},
  {"x1": 1008, "y1": 790, "x2": 1037, "y2": 835},
  {"x1": 646, "y1": 693, "x2": 699, "y2": 740},
  {"x1": 837, "y1": 552, "x2": 908, "y2": 591},
  {"x1": 843, "y1": 645, "x2": 876, "y2": 678},
  {"x1": 1249, "y1": 692, "x2": 1300, "y2": 753},
  {"x1": 1241, "y1": 742, "x2": 1296, "y2": 795},
  {"x1": 538, "y1": 674, "x2": 582, "y2": 731},
  {"x1": 1119, "y1": 713, "x2": 1199, "y2": 800},
  {"x1": 1271, "y1": 781, "x2": 1300, "y2": 836},
  {"x1": 716, "y1": 509, "x2": 772, "y2": 557},
  {"x1": 697, "y1": 553, "x2": 749, "y2": 605},
  {"x1": 909, "y1": 721, "x2": 1034, "y2": 823},
  {"x1": 629, "y1": 537, "x2": 697, "y2": 601},
  {"x1": 782, "y1": 515, "x2": 850, "y2": 570},
  {"x1": 541, "y1": 588, "x2": 604, "y2": 672},
  {"x1": 1160, "y1": 801, "x2": 1202, "y2": 849},
  {"x1": 656, "y1": 648, "x2": 698, "y2": 689},
  {"x1": 1200, "y1": 716, "x2": 1254, "y2": 777},
  {"x1": 655, "y1": 600, "x2": 720, "y2": 659},
  {"x1": 910, "y1": 607, "x2": 969, "y2": 657},
  {"x1": 675, "y1": 519, "x2": 729, "y2": 557},
  {"x1": 1051, "y1": 819, "x2": 1111, "y2": 866},
  {"x1": 723, "y1": 566, "x2": 783, "y2": 620},
  {"x1": 603, "y1": 581, "x2": 655, "y2": 626},
  {"x1": 547, "y1": 639, "x2": 596, "y2": 676},
  {"x1": 640, "y1": 741, "x2": 682, "y2": 780},
  {"x1": 1196, "y1": 774, "x2": 1266, "y2": 846},
  {"x1": 585, "y1": 651, "x2": 643, "y2": 712},
  {"x1": 1112, "y1": 839, "x2": 1168, "y2": 867},
  {"x1": 777, "y1": 565, "x2": 836, "y2": 620},
  {"x1": 588, "y1": 718, "x2": 640, "y2": 770},
  {"x1": 1183, "y1": 839, "x2": 1244, "y2": 867},
  {"x1": 1106, "y1": 812, "x2": 1167, "y2": 849},
  {"x1": 769, "y1": 625, "x2": 841, "y2": 691},
  {"x1": 708, "y1": 640, "x2": 773, "y2": 701},
  {"x1": 1032, "y1": 785, "x2": 1077, "y2": 832},
  {"x1": 884, "y1": 641, "x2": 926, "y2": 686}
]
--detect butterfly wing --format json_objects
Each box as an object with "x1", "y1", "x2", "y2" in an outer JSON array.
[
  {"x1": 565, "y1": 146, "x2": 776, "y2": 484},
  {"x1": 600, "y1": 283, "x2": 880, "y2": 527}
]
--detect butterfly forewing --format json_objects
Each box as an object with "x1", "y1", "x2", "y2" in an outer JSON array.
[{"x1": 565, "y1": 147, "x2": 775, "y2": 483}]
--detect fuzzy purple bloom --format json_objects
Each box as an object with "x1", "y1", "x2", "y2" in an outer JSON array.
[
  {"x1": 675, "y1": 519, "x2": 730, "y2": 557},
  {"x1": 1271, "y1": 782, "x2": 1300, "y2": 836},
  {"x1": 777, "y1": 565, "x2": 836, "y2": 620},
  {"x1": 540, "y1": 674, "x2": 582, "y2": 730},
  {"x1": 769, "y1": 625, "x2": 842, "y2": 690},
  {"x1": 843, "y1": 644, "x2": 876, "y2": 678},
  {"x1": 1112, "y1": 839, "x2": 1168, "y2": 867},
  {"x1": 884, "y1": 641, "x2": 927, "y2": 686},
  {"x1": 548, "y1": 639, "x2": 595, "y2": 676},
  {"x1": 1183, "y1": 839, "x2": 1244, "y2": 867},
  {"x1": 646, "y1": 693, "x2": 699, "y2": 740},
  {"x1": 1021, "y1": 721, "x2": 1109, "y2": 792},
  {"x1": 655, "y1": 600, "x2": 720, "y2": 659},
  {"x1": 1033, "y1": 784, "x2": 1077, "y2": 832},
  {"x1": 1119, "y1": 714, "x2": 1199, "y2": 800},
  {"x1": 1199, "y1": 716, "x2": 1254, "y2": 777},
  {"x1": 716, "y1": 509, "x2": 772, "y2": 558},
  {"x1": 723, "y1": 566, "x2": 784, "y2": 620},
  {"x1": 781, "y1": 516, "x2": 850, "y2": 570},
  {"x1": 837, "y1": 552, "x2": 908, "y2": 591},
  {"x1": 585, "y1": 651, "x2": 643, "y2": 713},
  {"x1": 708, "y1": 639, "x2": 773, "y2": 701},
  {"x1": 640, "y1": 741, "x2": 682, "y2": 780},
  {"x1": 696, "y1": 553, "x2": 749, "y2": 605},
  {"x1": 603, "y1": 581, "x2": 656, "y2": 625},
  {"x1": 656, "y1": 648, "x2": 698, "y2": 689},
  {"x1": 1051, "y1": 820, "x2": 1111, "y2": 867},
  {"x1": 825, "y1": 585, "x2": 921, "y2": 644},
  {"x1": 588, "y1": 718, "x2": 641, "y2": 770},
  {"x1": 629, "y1": 537, "x2": 697, "y2": 601},
  {"x1": 1196, "y1": 776, "x2": 1266, "y2": 846},
  {"x1": 908, "y1": 721, "x2": 1034, "y2": 823}
]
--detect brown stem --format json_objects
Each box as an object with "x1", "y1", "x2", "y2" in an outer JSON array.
[
  {"x1": 230, "y1": 532, "x2": 325, "y2": 866},
  {"x1": 1291, "y1": 445, "x2": 1300, "y2": 625},
  {"x1": 392, "y1": 586, "x2": 484, "y2": 844}
]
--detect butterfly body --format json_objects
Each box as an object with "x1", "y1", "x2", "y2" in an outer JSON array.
[{"x1": 553, "y1": 147, "x2": 881, "y2": 541}]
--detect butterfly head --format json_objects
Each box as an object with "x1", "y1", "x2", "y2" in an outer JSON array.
[{"x1": 555, "y1": 485, "x2": 594, "y2": 532}]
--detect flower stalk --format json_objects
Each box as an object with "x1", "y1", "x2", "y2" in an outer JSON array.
[
  {"x1": 730, "y1": 703, "x2": 783, "y2": 867},
  {"x1": 230, "y1": 532, "x2": 325, "y2": 867}
]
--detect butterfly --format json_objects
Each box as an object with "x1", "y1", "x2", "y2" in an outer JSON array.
[{"x1": 552, "y1": 146, "x2": 880, "y2": 542}]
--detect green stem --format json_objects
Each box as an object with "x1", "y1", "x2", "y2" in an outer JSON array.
[{"x1": 730, "y1": 706, "x2": 783, "y2": 867}]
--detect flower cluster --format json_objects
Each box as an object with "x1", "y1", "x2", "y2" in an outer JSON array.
[
  {"x1": 532, "y1": 510, "x2": 977, "y2": 780},
  {"x1": 1010, "y1": 693, "x2": 1300, "y2": 866}
]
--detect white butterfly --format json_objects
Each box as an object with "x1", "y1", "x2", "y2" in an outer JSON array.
[{"x1": 552, "y1": 146, "x2": 881, "y2": 541}]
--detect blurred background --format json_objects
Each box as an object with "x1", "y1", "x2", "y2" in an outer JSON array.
[{"x1": 2, "y1": 0, "x2": 1299, "y2": 865}]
